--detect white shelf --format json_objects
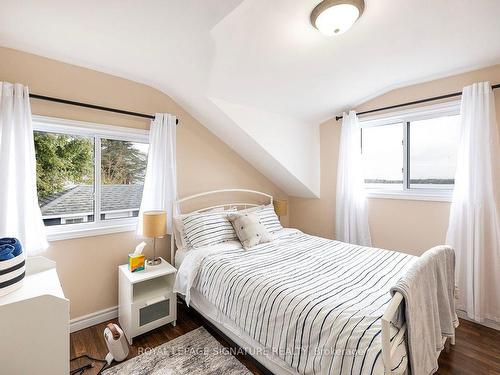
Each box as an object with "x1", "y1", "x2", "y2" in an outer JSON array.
[
  {"x1": 118, "y1": 257, "x2": 176, "y2": 284},
  {"x1": 133, "y1": 276, "x2": 174, "y2": 303}
]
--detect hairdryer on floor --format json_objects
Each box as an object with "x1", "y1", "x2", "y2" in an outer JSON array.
[{"x1": 104, "y1": 323, "x2": 129, "y2": 365}]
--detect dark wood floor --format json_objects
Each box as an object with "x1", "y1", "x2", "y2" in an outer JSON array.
[{"x1": 71, "y1": 301, "x2": 500, "y2": 375}]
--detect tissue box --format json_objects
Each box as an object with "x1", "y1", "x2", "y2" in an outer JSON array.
[{"x1": 128, "y1": 254, "x2": 145, "y2": 273}]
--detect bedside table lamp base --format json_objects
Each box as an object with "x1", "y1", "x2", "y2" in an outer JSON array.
[
  {"x1": 147, "y1": 258, "x2": 162, "y2": 266},
  {"x1": 147, "y1": 237, "x2": 162, "y2": 266}
]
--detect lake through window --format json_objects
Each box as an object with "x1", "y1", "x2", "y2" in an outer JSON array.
[{"x1": 361, "y1": 110, "x2": 460, "y2": 197}]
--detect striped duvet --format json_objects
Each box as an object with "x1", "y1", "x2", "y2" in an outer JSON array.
[{"x1": 185, "y1": 230, "x2": 415, "y2": 374}]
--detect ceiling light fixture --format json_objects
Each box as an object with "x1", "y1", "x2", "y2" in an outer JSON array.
[{"x1": 310, "y1": 0, "x2": 365, "y2": 36}]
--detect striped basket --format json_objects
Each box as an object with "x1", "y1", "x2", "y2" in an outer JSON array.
[{"x1": 0, "y1": 253, "x2": 26, "y2": 296}]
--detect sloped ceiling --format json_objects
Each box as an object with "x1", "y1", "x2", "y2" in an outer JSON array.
[{"x1": 1, "y1": 0, "x2": 500, "y2": 197}]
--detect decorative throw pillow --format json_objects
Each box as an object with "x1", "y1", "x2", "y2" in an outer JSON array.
[{"x1": 228, "y1": 213, "x2": 273, "y2": 250}]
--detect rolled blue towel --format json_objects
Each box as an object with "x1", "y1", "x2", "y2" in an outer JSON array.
[
  {"x1": 0, "y1": 244, "x2": 15, "y2": 261},
  {"x1": 0, "y1": 238, "x2": 22, "y2": 257}
]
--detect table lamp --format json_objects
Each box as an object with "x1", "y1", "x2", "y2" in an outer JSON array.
[
  {"x1": 143, "y1": 211, "x2": 166, "y2": 266},
  {"x1": 273, "y1": 199, "x2": 288, "y2": 218}
]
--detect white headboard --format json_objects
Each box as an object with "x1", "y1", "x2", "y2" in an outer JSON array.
[{"x1": 170, "y1": 189, "x2": 273, "y2": 262}]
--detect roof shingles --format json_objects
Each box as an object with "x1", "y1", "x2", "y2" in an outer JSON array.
[{"x1": 40, "y1": 184, "x2": 143, "y2": 216}]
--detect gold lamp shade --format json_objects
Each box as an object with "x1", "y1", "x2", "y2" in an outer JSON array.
[
  {"x1": 143, "y1": 211, "x2": 167, "y2": 237},
  {"x1": 273, "y1": 199, "x2": 288, "y2": 217}
]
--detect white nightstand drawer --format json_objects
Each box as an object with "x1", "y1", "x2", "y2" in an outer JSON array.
[{"x1": 131, "y1": 291, "x2": 176, "y2": 336}]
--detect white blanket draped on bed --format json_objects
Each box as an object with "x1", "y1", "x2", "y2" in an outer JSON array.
[
  {"x1": 175, "y1": 229, "x2": 414, "y2": 375},
  {"x1": 390, "y1": 245, "x2": 458, "y2": 375}
]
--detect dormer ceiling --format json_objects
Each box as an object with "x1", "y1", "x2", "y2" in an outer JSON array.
[{"x1": 1, "y1": 0, "x2": 500, "y2": 197}]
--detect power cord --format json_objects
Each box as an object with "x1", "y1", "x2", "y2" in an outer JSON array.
[{"x1": 70, "y1": 354, "x2": 108, "y2": 375}]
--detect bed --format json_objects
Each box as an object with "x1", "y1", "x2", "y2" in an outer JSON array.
[{"x1": 171, "y1": 189, "x2": 455, "y2": 375}]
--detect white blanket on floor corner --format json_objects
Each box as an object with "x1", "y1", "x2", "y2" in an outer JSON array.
[{"x1": 390, "y1": 245, "x2": 458, "y2": 375}]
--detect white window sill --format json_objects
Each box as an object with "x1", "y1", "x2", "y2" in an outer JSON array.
[
  {"x1": 366, "y1": 190, "x2": 453, "y2": 202},
  {"x1": 46, "y1": 222, "x2": 139, "y2": 241}
]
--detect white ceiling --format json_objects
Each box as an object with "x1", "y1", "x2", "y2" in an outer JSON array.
[{"x1": 1, "y1": 0, "x2": 500, "y2": 197}]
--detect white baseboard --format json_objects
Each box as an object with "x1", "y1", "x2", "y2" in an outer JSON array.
[
  {"x1": 456, "y1": 310, "x2": 500, "y2": 331},
  {"x1": 70, "y1": 305, "x2": 118, "y2": 333}
]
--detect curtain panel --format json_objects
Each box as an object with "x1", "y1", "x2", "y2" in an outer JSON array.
[
  {"x1": 446, "y1": 81, "x2": 500, "y2": 323},
  {"x1": 336, "y1": 110, "x2": 372, "y2": 246},
  {"x1": 0, "y1": 82, "x2": 48, "y2": 255},
  {"x1": 137, "y1": 113, "x2": 178, "y2": 236}
]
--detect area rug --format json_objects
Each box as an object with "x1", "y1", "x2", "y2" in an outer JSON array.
[{"x1": 102, "y1": 327, "x2": 252, "y2": 375}]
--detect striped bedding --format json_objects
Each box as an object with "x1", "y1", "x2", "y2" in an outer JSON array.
[{"x1": 178, "y1": 230, "x2": 415, "y2": 375}]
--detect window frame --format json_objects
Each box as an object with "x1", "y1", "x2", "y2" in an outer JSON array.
[
  {"x1": 33, "y1": 115, "x2": 149, "y2": 241},
  {"x1": 359, "y1": 100, "x2": 461, "y2": 202}
]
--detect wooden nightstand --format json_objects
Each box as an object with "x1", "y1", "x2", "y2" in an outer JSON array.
[{"x1": 118, "y1": 257, "x2": 177, "y2": 345}]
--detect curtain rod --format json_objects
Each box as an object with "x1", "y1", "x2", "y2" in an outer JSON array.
[
  {"x1": 335, "y1": 83, "x2": 500, "y2": 121},
  {"x1": 29, "y1": 93, "x2": 179, "y2": 124}
]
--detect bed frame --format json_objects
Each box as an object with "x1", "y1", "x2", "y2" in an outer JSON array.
[{"x1": 171, "y1": 188, "x2": 451, "y2": 375}]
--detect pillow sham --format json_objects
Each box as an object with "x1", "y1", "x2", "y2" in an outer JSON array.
[
  {"x1": 181, "y1": 208, "x2": 237, "y2": 248},
  {"x1": 173, "y1": 207, "x2": 226, "y2": 250},
  {"x1": 228, "y1": 213, "x2": 272, "y2": 250},
  {"x1": 239, "y1": 204, "x2": 283, "y2": 233},
  {"x1": 173, "y1": 215, "x2": 191, "y2": 250},
  {"x1": 257, "y1": 204, "x2": 283, "y2": 233}
]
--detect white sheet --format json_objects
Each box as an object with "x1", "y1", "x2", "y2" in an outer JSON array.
[{"x1": 174, "y1": 248, "x2": 188, "y2": 269}]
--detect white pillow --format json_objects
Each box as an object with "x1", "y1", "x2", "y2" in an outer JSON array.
[{"x1": 182, "y1": 208, "x2": 238, "y2": 248}]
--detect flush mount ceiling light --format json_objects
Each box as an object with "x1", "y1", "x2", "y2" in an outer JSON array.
[{"x1": 311, "y1": 0, "x2": 365, "y2": 36}]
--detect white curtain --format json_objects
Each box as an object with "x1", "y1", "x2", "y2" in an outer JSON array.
[
  {"x1": 137, "y1": 113, "x2": 178, "y2": 235},
  {"x1": 0, "y1": 82, "x2": 48, "y2": 255},
  {"x1": 336, "y1": 110, "x2": 372, "y2": 246},
  {"x1": 446, "y1": 82, "x2": 500, "y2": 323}
]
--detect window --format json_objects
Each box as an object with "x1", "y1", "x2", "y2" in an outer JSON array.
[
  {"x1": 361, "y1": 123, "x2": 403, "y2": 189},
  {"x1": 360, "y1": 102, "x2": 460, "y2": 200},
  {"x1": 100, "y1": 139, "x2": 148, "y2": 221},
  {"x1": 35, "y1": 131, "x2": 95, "y2": 226},
  {"x1": 408, "y1": 116, "x2": 459, "y2": 189},
  {"x1": 33, "y1": 116, "x2": 149, "y2": 240}
]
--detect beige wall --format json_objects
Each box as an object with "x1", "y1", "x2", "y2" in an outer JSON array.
[
  {"x1": 0, "y1": 47, "x2": 288, "y2": 319},
  {"x1": 290, "y1": 64, "x2": 500, "y2": 256}
]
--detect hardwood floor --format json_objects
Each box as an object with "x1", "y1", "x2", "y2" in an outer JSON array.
[
  {"x1": 70, "y1": 302, "x2": 267, "y2": 375},
  {"x1": 71, "y1": 301, "x2": 500, "y2": 375}
]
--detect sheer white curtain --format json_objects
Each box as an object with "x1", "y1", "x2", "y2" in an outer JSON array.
[
  {"x1": 137, "y1": 113, "x2": 178, "y2": 235},
  {"x1": 336, "y1": 110, "x2": 372, "y2": 246},
  {"x1": 446, "y1": 82, "x2": 500, "y2": 323},
  {"x1": 0, "y1": 82, "x2": 48, "y2": 255}
]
